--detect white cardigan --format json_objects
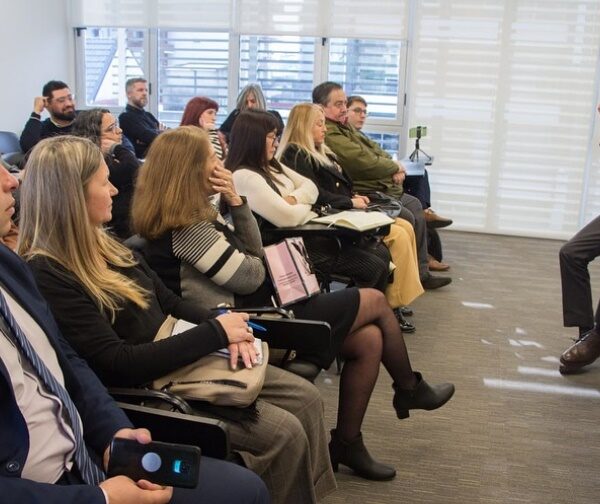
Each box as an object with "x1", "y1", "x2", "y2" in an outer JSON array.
[{"x1": 232, "y1": 164, "x2": 319, "y2": 227}]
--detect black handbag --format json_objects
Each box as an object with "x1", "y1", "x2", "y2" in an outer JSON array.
[{"x1": 363, "y1": 191, "x2": 403, "y2": 219}]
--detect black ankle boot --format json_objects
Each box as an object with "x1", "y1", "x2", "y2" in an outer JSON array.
[
  {"x1": 393, "y1": 372, "x2": 455, "y2": 419},
  {"x1": 328, "y1": 429, "x2": 396, "y2": 481}
]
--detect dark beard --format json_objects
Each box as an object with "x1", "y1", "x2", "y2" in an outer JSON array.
[{"x1": 53, "y1": 110, "x2": 76, "y2": 122}]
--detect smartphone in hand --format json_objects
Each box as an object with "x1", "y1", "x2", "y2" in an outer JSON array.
[{"x1": 107, "y1": 438, "x2": 201, "y2": 489}]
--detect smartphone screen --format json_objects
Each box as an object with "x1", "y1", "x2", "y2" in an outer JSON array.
[{"x1": 107, "y1": 438, "x2": 201, "y2": 489}]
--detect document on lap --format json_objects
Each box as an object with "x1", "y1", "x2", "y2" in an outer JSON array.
[{"x1": 171, "y1": 319, "x2": 264, "y2": 365}]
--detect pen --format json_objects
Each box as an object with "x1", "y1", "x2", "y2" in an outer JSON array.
[
  {"x1": 248, "y1": 321, "x2": 267, "y2": 332},
  {"x1": 216, "y1": 308, "x2": 267, "y2": 332}
]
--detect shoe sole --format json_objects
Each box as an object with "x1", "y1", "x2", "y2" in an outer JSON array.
[{"x1": 426, "y1": 220, "x2": 452, "y2": 229}]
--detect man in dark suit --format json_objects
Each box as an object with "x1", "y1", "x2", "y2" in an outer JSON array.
[
  {"x1": 119, "y1": 78, "x2": 164, "y2": 158},
  {"x1": 0, "y1": 165, "x2": 269, "y2": 503}
]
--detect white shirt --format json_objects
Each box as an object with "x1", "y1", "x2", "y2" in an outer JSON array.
[{"x1": 0, "y1": 287, "x2": 78, "y2": 484}]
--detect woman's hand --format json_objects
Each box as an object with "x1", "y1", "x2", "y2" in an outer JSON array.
[
  {"x1": 101, "y1": 138, "x2": 118, "y2": 155},
  {"x1": 209, "y1": 164, "x2": 243, "y2": 206},
  {"x1": 351, "y1": 197, "x2": 368, "y2": 209},
  {"x1": 215, "y1": 312, "x2": 254, "y2": 345},
  {"x1": 227, "y1": 340, "x2": 258, "y2": 370}
]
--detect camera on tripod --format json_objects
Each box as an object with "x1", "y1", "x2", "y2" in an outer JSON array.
[
  {"x1": 408, "y1": 125, "x2": 432, "y2": 164},
  {"x1": 409, "y1": 126, "x2": 427, "y2": 139}
]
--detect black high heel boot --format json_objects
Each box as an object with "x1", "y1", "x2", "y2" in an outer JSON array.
[
  {"x1": 328, "y1": 429, "x2": 396, "y2": 481},
  {"x1": 393, "y1": 372, "x2": 455, "y2": 419}
]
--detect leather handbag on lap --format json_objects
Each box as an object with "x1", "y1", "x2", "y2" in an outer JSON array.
[{"x1": 152, "y1": 316, "x2": 268, "y2": 407}]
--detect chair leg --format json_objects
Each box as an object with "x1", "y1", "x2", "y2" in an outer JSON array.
[{"x1": 335, "y1": 356, "x2": 343, "y2": 375}]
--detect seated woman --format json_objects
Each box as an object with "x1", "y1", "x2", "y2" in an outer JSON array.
[
  {"x1": 130, "y1": 125, "x2": 455, "y2": 482},
  {"x1": 226, "y1": 109, "x2": 394, "y2": 302},
  {"x1": 278, "y1": 103, "x2": 424, "y2": 325},
  {"x1": 71, "y1": 108, "x2": 140, "y2": 239},
  {"x1": 18, "y1": 136, "x2": 335, "y2": 504},
  {"x1": 180, "y1": 96, "x2": 227, "y2": 160},
  {"x1": 219, "y1": 84, "x2": 284, "y2": 143}
]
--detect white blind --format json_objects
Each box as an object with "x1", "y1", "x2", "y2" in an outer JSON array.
[
  {"x1": 74, "y1": 0, "x2": 408, "y2": 38},
  {"x1": 408, "y1": 0, "x2": 600, "y2": 239},
  {"x1": 72, "y1": 0, "x2": 232, "y2": 29}
]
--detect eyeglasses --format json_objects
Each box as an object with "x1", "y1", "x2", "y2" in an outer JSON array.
[
  {"x1": 266, "y1": 132, "x2": 279, "y2": 144},
  {"x1": 350, "y1": 107, "x2": 368, "y2": 116},
  {"x1": 103, "y1": 122, "x2": 120, "y2": 133}
]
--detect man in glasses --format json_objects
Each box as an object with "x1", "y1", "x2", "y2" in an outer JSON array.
[
  {"x1": 20, "y1": 81, "x2": 77, "y2": 153},
  {"x1": 346, "y1": 95, "x2": 452, "y2": 271},
  {"x1": 313, "y1": 81, "x2": 451, "y2": 290}
]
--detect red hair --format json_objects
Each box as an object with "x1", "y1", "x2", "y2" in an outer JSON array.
[{"x1": 180, "y1": 96, "x2": 219, "y2": 126}]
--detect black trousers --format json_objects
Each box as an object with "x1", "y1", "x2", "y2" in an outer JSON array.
[
  {"x1": 560, "y1": 215, "x2": 600, "y2": 331},
  {"x1": 404, "y1": 169, "x2": 431, "y2": 209}
]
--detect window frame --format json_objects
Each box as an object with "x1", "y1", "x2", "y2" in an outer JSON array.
[{"x1": 75, "y1": 28, "x2": 410, "y2": 157}]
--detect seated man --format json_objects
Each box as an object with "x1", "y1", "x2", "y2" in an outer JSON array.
[
  {"x1": 119, "y1": 78, "x2": 164, "y2": 158},
  {"x1": 19, "y1": 80, "x2": 76, "y2": 153},
  {"x1": 346, "y1": 95, "x2": 452, "y2": 229},
  {"x1": 0, "y1": 165, "x2": 269, "y2": 504},
  {"x1": 346, "y1": 95, "x2": 451, "y2": 272},
  {"x1": 313, "y1": 81, "x2": 451, "y2": 289}
]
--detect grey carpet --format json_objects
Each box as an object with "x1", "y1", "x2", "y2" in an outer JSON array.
[{"x1": 317, "y1": 230, "x2": 600, "y2": 504}]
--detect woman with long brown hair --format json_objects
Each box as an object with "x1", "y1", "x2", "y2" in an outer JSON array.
[{"x1": 132, "y1": 125, "x2": 455, "y2": 485}]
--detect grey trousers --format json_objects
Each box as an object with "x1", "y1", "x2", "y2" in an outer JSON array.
[
  {"x1": 227, "y1": 365, "x2": 336, "y2": 504},
  {"x1": 560, "y1": 215, "x2": 600, "y2": 331},
  {"x1": 398, "y1": 192, "x2": 429, "y2": 278}
]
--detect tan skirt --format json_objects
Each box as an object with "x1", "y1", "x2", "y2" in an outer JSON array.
[
  {"x1": 226, "y1": 365, "x2": 337, "y2": 504},
  {"x1": 383, "y1": 219, "x2": 425, "y2": 307}
]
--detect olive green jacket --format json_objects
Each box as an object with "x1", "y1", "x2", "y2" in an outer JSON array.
[{"x1": 324, "y1": 118, "x2": 403, "y2": 198}]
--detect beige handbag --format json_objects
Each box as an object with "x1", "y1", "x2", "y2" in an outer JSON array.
[{"x1": 152, "y1": 316, "x2": 268, "y2": 407}]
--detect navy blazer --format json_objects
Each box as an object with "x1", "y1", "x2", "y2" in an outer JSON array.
[{"x1": 0, "y1": 244, "x2": 132, "y2": 504}]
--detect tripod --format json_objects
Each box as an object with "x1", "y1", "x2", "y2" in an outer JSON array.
[{"x1": 408, "y1": 132, "x2": 433, "y2": 165}]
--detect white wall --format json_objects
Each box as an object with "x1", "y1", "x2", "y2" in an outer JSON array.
[{"x1": 0, "y1": 0, "x2": 74, "y2": 134}]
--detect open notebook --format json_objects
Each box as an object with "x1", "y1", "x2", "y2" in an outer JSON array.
[{"x1": 311, "y1": 210, "x2": 394, "y2": 232}]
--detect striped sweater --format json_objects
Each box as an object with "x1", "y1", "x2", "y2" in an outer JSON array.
[{"x1": 143, "y1": 201, "x2": 266, "y2": 309}]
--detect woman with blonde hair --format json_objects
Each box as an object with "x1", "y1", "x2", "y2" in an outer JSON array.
[
  {"x1": 18, "y1": 135, "x2": 333, "y2": 504},
  {"x1": 278, "y1": 103, "x2": 424, "y2": 323},
  {"x1": 132, "y1": 125, "x2": 455, "y2": 485}
]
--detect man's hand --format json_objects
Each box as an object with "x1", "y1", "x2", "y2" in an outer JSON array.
[
  {"x1": 99, "y1": 475, "x2": 173, "y2": 504},
  {"x1": 33, "y1": 97, "x2": 46, "y2": 115},
  {"x1": 103, "y1": 428, "x2": 152, "y2": 470},
  {"x1": 392, "y1": 162, "x2": 406, "y2": 185}
]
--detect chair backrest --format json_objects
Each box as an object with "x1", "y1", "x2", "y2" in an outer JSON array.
[{"x1": 0, "y1": 131, "x2": 20, "y2": 156}]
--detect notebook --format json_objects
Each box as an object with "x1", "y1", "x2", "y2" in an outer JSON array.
[{"x1": 311, "y1": 210, "x2": 394, "y2": 232}]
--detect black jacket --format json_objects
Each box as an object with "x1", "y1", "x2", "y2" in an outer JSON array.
[
  {"x1": 119, "y1": 104, "x2": 160, "y2": 158},
  {"x1": 280, "y1": 144, "x2": 355, "y2": 210},
  {"x1": 19, "y1": 113, "x2": 74, "y2": 153}
]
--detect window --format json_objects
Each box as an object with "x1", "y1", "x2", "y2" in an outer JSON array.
[
  {"x1": 364, "y1": 132, "x2": 400, "y2": 158},
  {"x1": 407, "y1": 1, "x2": 600, "y2": 238},
  {"x1": 239, "y1": 35, "x2": 316, "y2": 119},
  {"x1": 157, "y1": 31, "x2": 230, "y2": 127},
  {"x1": 328, "y1": 38, "x2": 404, "y2": 121},
  {"x1": 80, "y1": 27, "x2": 146, "y2": 107}
]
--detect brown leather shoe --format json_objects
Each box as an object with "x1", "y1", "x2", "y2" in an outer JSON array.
[
  {"x1": 559, "y1": 329, "x2": 600, "y2": 374},
  {"x1": 428, "y1": 254, "x2": 450, "y2": 271},
  {"x1": 424, "y1": 208, "x2": 453, "y2": 229}
]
